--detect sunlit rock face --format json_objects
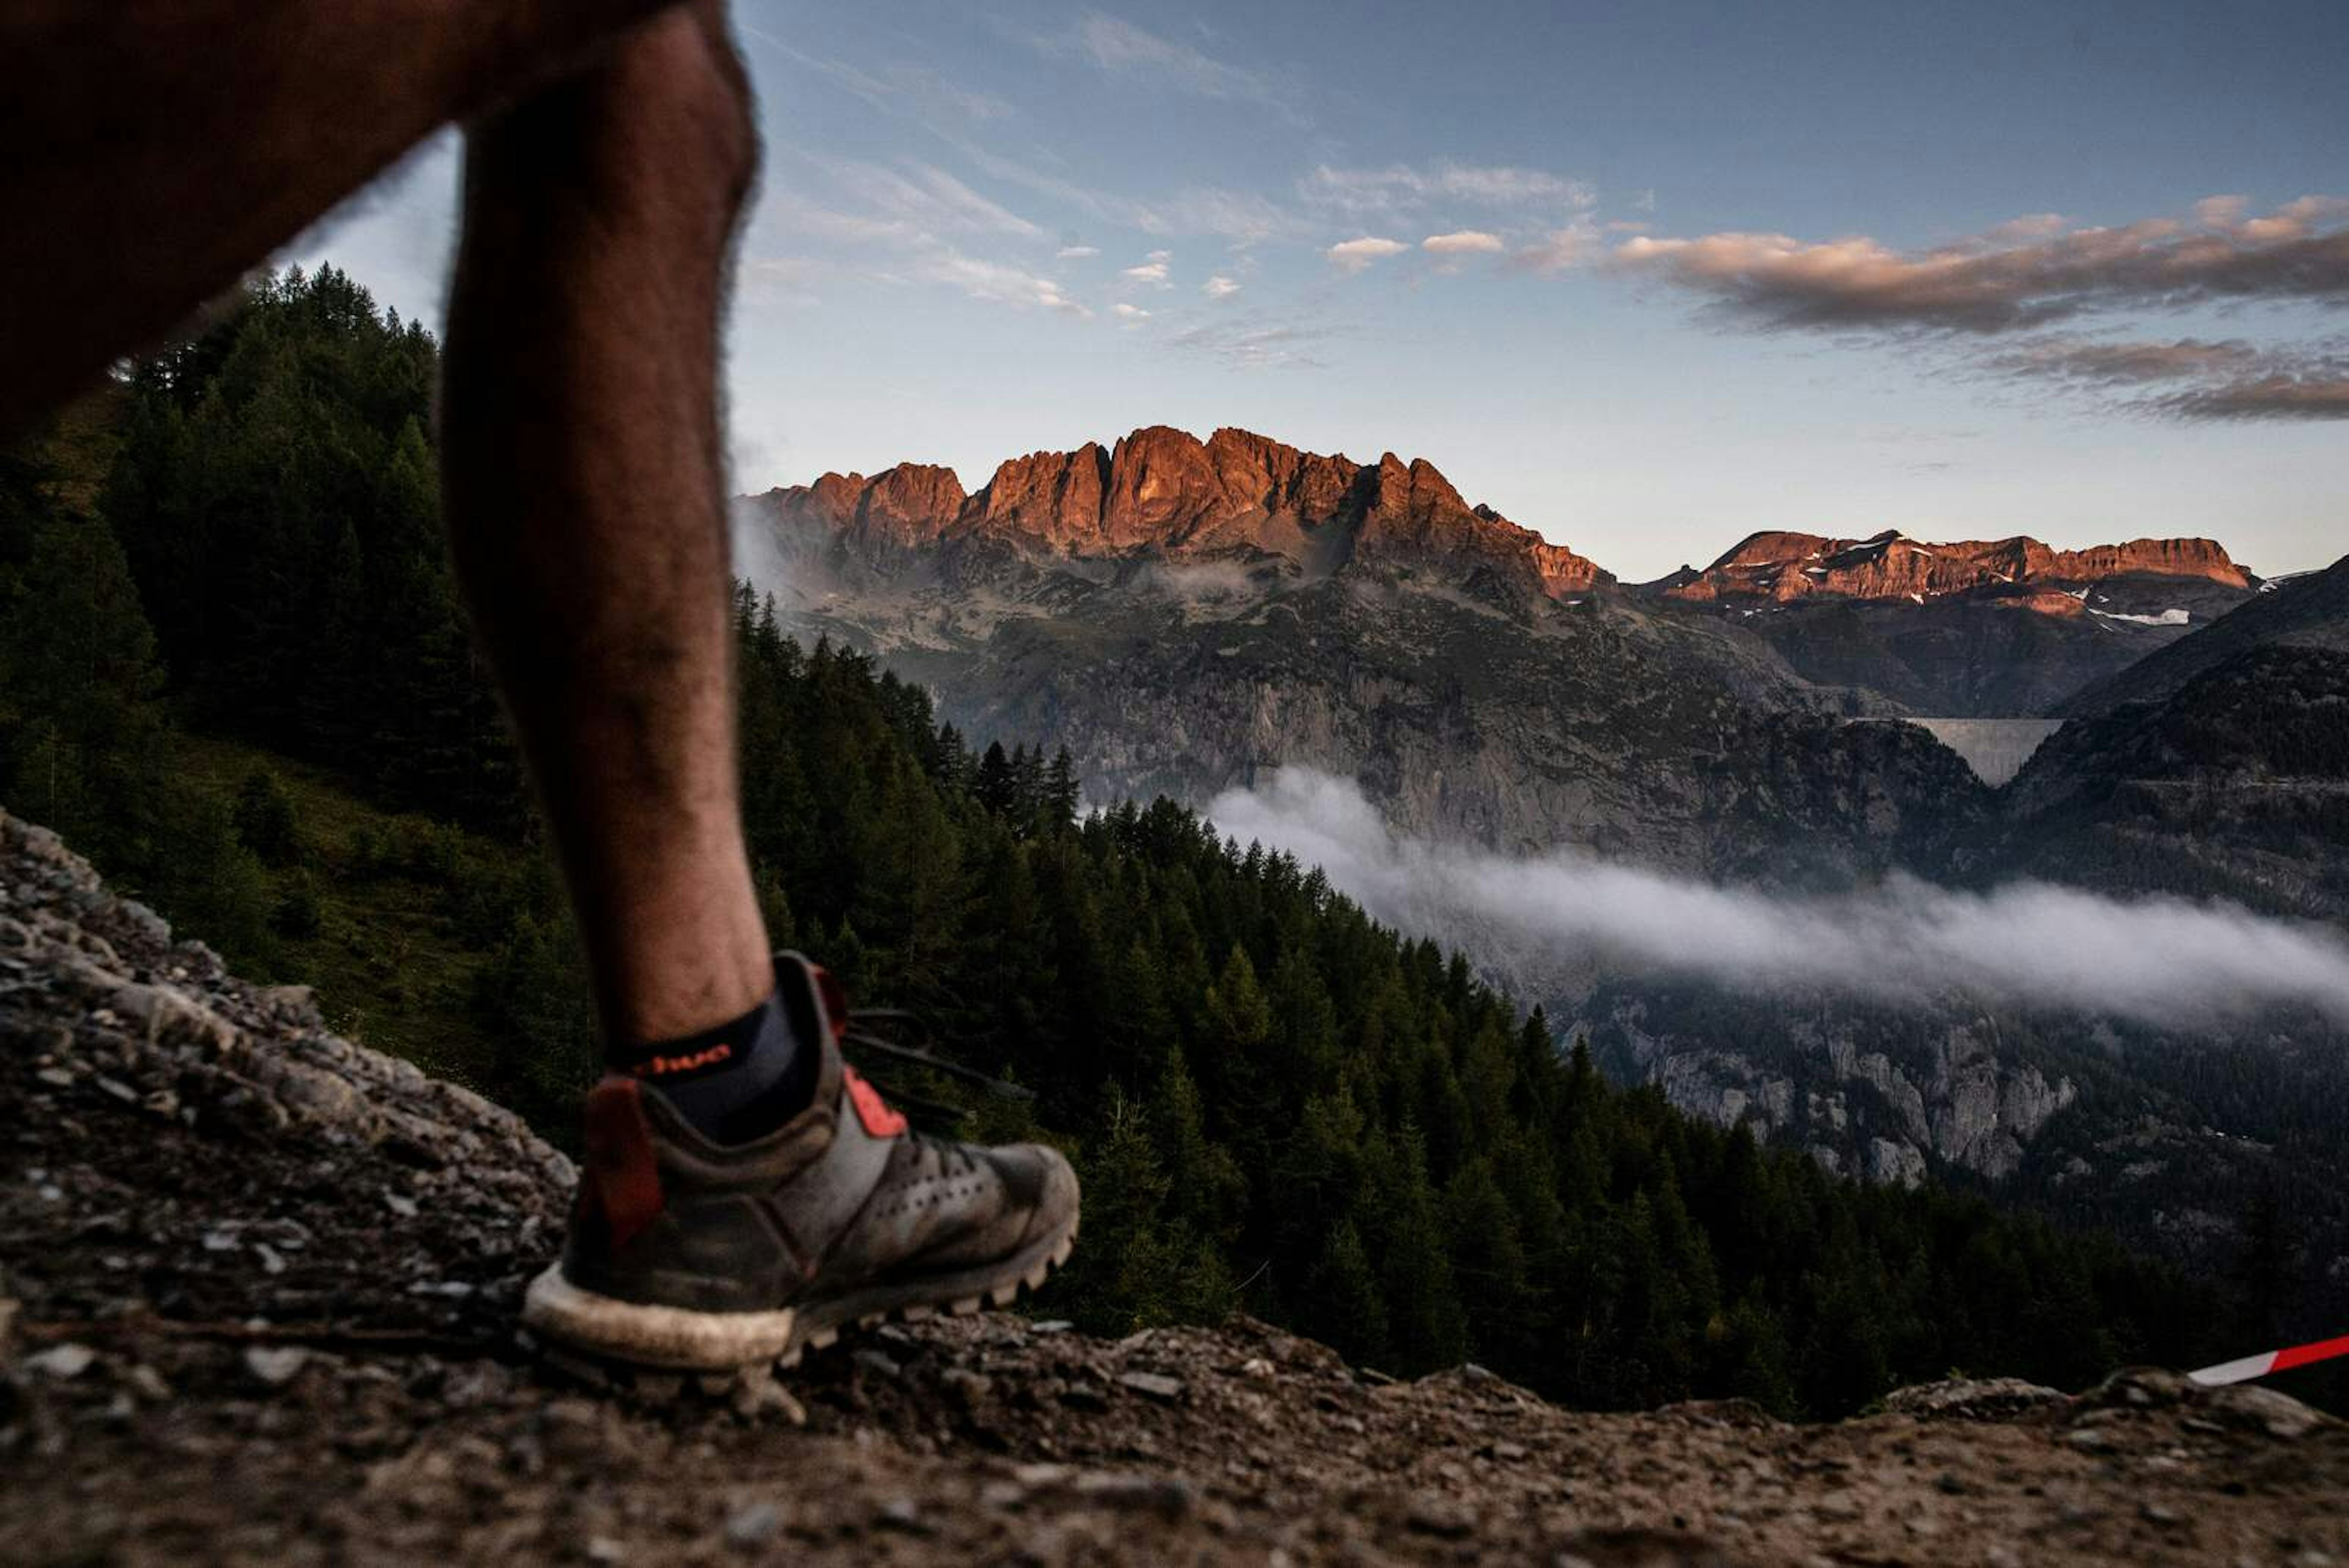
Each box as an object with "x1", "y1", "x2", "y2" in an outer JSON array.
[
  {"x1": 743, "y1": 425, "x2": 1609, "y2": 597},
  {"x1": 1660, "y1": 529, "x2": 2249, "y2": 607}
]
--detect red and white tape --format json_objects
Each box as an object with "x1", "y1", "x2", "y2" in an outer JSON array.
[{"x1": 2189, "y1": 1333, "x2": 2349, "y2": 1387}]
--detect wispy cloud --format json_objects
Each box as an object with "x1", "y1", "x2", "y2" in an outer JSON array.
[
  {"x1": 1986, "y1": 335, "x2": 2268, "y2": 385},
  {"x1": 1166, "y1": 314, "x2": 1334, "y2": 370},
  {"x1": 1130, "y1": 187, "x2": 1306, "y2": 245},
  {"x1": 1112, "y1": 301, "x2": 1152, "y2": 323},
  {"x1": 1203, "y1": 274, "x2": 1242, "y2": 300},
  {"x1": 1302, "y1": 162, "x2": 1596, "y2": 218},
  {"x1": 1034, "y1": 12, "x2": 1304, "y2": 124},
  {"x1": 1056, "y1": 244, "x2": 1102, "y2": 259},
  {"x1": 1983, "y1": 332, "x2": 2349, "y2": 422},
  {"x1": 740, "y1": 255, "x2": 830, "y2": 308},
  {"x1": 910, "y1": 248, "x2": 1091, "y2": 318},
  {"x1": 768, "y1": 154, "x2": 1090, "y2": 320},
  {"x1": 1508, "y1": 224, "x2": 1600, "y2": 273},
  {"x1": 759, "y1": 40, "x2": 1016, "y2": 129},
  {"x1": 1605, "y1": 196, "x2": 2349, "y2": 421},
  {"x1": 2156, "y1": 366, "x2": 2349, "y2": 421},
  {"x1": 779, "y1": 154, "x2": 1044, "y2": 243},
  {"x1": 1327, "y1": 236, "x2": 1409, "y2": 274},
  {"x1": 1613, "y1": 195, "x2": 2349, "y2": 333},
  {"x1": 956, "y1": 143, "x2": 1308, "y2": 245}
]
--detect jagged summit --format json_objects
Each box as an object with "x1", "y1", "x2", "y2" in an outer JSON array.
[
  {"x1": 746, "y1": 425, "x2": 1612, "y2": 598},
  {"x1": 1664, "y1": 528, "x2": 2249, "y2": 608},
  {"x1": 752, "y1": 433, "x2": 2253, "y2": 620}
]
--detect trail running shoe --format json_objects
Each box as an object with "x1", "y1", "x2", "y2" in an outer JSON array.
[{"x1": 521, "y1": 953, "x2": 1079, "y2": 1371}]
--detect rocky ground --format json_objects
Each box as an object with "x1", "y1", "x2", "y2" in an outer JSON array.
[{"x1": 2, "y1": 809, "x2": 2342, "y2": 1567}]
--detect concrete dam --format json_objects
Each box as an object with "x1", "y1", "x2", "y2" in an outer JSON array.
[{"x1": 1898, "y1": 718, "x2": 2067, "y2": 787}]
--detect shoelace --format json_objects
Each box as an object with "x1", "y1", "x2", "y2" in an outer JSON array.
[
  {"x1": 840, "y1": 1009, "x2": 1027, "y2": 1174},
  {"x1": 841, "y1": 1009, "x2": 1034, "y2": 1101}
]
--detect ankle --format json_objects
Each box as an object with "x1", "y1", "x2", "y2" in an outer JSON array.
[{"x1": 609, "y1": 975, "x2": 818, "y2": 1143}]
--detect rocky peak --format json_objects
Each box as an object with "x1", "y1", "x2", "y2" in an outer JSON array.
[
  {"x1": 800, "y1": 471, "x2": 869, "y2": 529},
  {"x1": 1204, "y1": 426, "x2": 1360, "y2": 524},
  {"x1": 1340, "y1": 453, "x2": 1608, "y2": 593},
  {"x1": 1099, "y1": 425, "x2": 1230, "y2": 546},
  {"x1": 748, "y1": 425, "x2": 1609, "y2": 598},
  {"x1": 856, "y1": 464, "x2": 967, "y2": 548},
  {"x1": 965, "y1": 444, "x2": 1110, "y2": 550},
  {"x1": 753, "y1": 463, "x2": 967, "y2": 554},
  {"x1": 2052, "y1": 537, "x2": 2246, "y2": 584}
]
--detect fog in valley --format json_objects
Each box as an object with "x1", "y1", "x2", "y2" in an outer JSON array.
[{"x1": 1208, "y1": 767, "x2": 2349, "y2": 1029}]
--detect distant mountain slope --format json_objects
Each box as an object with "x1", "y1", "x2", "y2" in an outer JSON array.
[
  {"x1": 1657, "y1": 528, "x2": 2250, "y2": 606},
  {"x1": 2006, "y1": 554, "x2": 2349, "y2": 921},
  {"x1": 1690, "y1": 590, "x2": 2227, "y2": 716},
  {"x1": 1639, "y1": 530, "x2": 2258, "y2": 717},
  {"x1": 1999, "y1": 642, "x2": 2349, "y2": 920},
  {"x1": 1576, "y1": 972, "x2": 2349, "y2": 1323},
  {"x1": 2057, "y1": 552, "x2": 2349, "y2": 715},
  {"x1": 751, "y1": 429, "x2": 2271, "y2": 724},
  {"x1": 744, "y1": 426, "x2": 1993, "y2": 879},
  {"x1": 858, "y1": 572, "x2": 1986, "y2": 879}
]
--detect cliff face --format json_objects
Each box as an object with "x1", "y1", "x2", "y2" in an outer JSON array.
[
  {"x1": 747, "y1": 425, "x2": 1611, "y2": 599},
  {"x1": 1663, "y1": 529, "x2": 2249, "y2": 608},
  {"x1": 967, "y1": 444, "x2": 1111, "y2": 549},
  {"x1": 2058, "y1": 551, "x2": 2349, "y2": 716},
  {"x1": 768, "y1": 463, "x2": 973, "y2": 565},
  {"x1": 1592, "y1": 990, "x2": 2083, "y2": 1185},
  {"x1": 1649, "y1": 532, "x2": 2260, "y2": 716},
  {"x1": 3, "y1": 811, "x2": 2340, "y2": 1568}
]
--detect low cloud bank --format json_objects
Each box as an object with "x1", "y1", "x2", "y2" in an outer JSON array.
[{"x1": 1207, "y1": 768, "x2": 2349, "y2": 1027}]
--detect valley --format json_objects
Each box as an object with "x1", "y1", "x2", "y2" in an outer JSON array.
[{"x1": 741, "y1": 423, "x2": 2349, "y2": 1368}]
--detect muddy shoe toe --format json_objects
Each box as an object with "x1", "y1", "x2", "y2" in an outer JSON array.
[{"x1": 522, "y1": 953, "x2": 1079, "y2": 1372}]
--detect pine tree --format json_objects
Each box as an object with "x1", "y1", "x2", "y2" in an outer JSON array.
[
  {"x1": 1363, "y1": 1125, "x2": 1469, "y2": 1373},
  {"x1": 1151, "y1": 1049, "x2": 1246, "y2": 1246},
  {"x1": 1045, "y1": 746, "x2": 1082, "y2": 830},
  {"x1": 974, "y1": 740, "x2": 1014, "y2": 817}
]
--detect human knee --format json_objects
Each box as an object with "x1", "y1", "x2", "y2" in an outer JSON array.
[
  {"x1": 634, "y1": 4, "x2": 761, "y2": 212},
  {"x1": 473, "y1": 3, "x2": 759, "y2": 215}
]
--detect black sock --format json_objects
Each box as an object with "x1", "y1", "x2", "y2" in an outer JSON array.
[{"x1": 613, "y1": 979, "x2": 820, "y2": 1145}]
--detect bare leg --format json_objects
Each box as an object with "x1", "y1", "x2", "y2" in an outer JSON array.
[
  {"x1": 0, "y1": 0, "x2": 684, "y2": 436},
  {"x1": 441, "y1": 2, "x2": 770, "y2": 1046}
]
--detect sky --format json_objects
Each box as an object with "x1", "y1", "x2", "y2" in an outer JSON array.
[{"x1": 291, "y1": 0, "x2": 2348, "y2": 582}]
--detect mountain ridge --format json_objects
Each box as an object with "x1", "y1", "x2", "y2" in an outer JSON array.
[
  {"x1": 749, "y1": 424, "x2": 2258, "y2": 622},
  {"x1": 1658, "y1": 529, "x2": 2251, "y2": 610},
  {"x1": 752, "y1": 425, "x2": 1613, "y2": 600},
  {"x1": 747, "y1": 426, "x2": 2265, "y2": 716},
  {"x1": 2055, "y1": 551, "x2": 2349, "y2": 715}
]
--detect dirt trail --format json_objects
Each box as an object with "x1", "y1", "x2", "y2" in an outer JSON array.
[{"x1": 2, "y1": 809, "x2": 2340, "y2": 1567}]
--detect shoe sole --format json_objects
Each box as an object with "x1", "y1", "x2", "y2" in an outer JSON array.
[
  {"x1": 776, "y1": 1213, "x2": 1078, "y2": 1369},
  {"x1": 521, "y1": 1268, "x2": 801, "y2": 1372},
  {"x1": 521, "y1": 1214, "x2": 1077, "y2": 1376}
]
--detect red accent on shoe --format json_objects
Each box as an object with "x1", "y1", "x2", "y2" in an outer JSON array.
[
  {"x1": 811, "y1": 964, "x2": 852, "y2": 1044},
  {"x1": 844, "y1": 1066, "x2": 909, "y2": 1139},
  {"x1": 581, "y1": 1077, "x2": 666, "y2": 1251}
]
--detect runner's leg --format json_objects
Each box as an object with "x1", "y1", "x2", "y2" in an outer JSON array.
[{"x1": 0, "y1": 0, "x2": 683, "y2": 435}]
